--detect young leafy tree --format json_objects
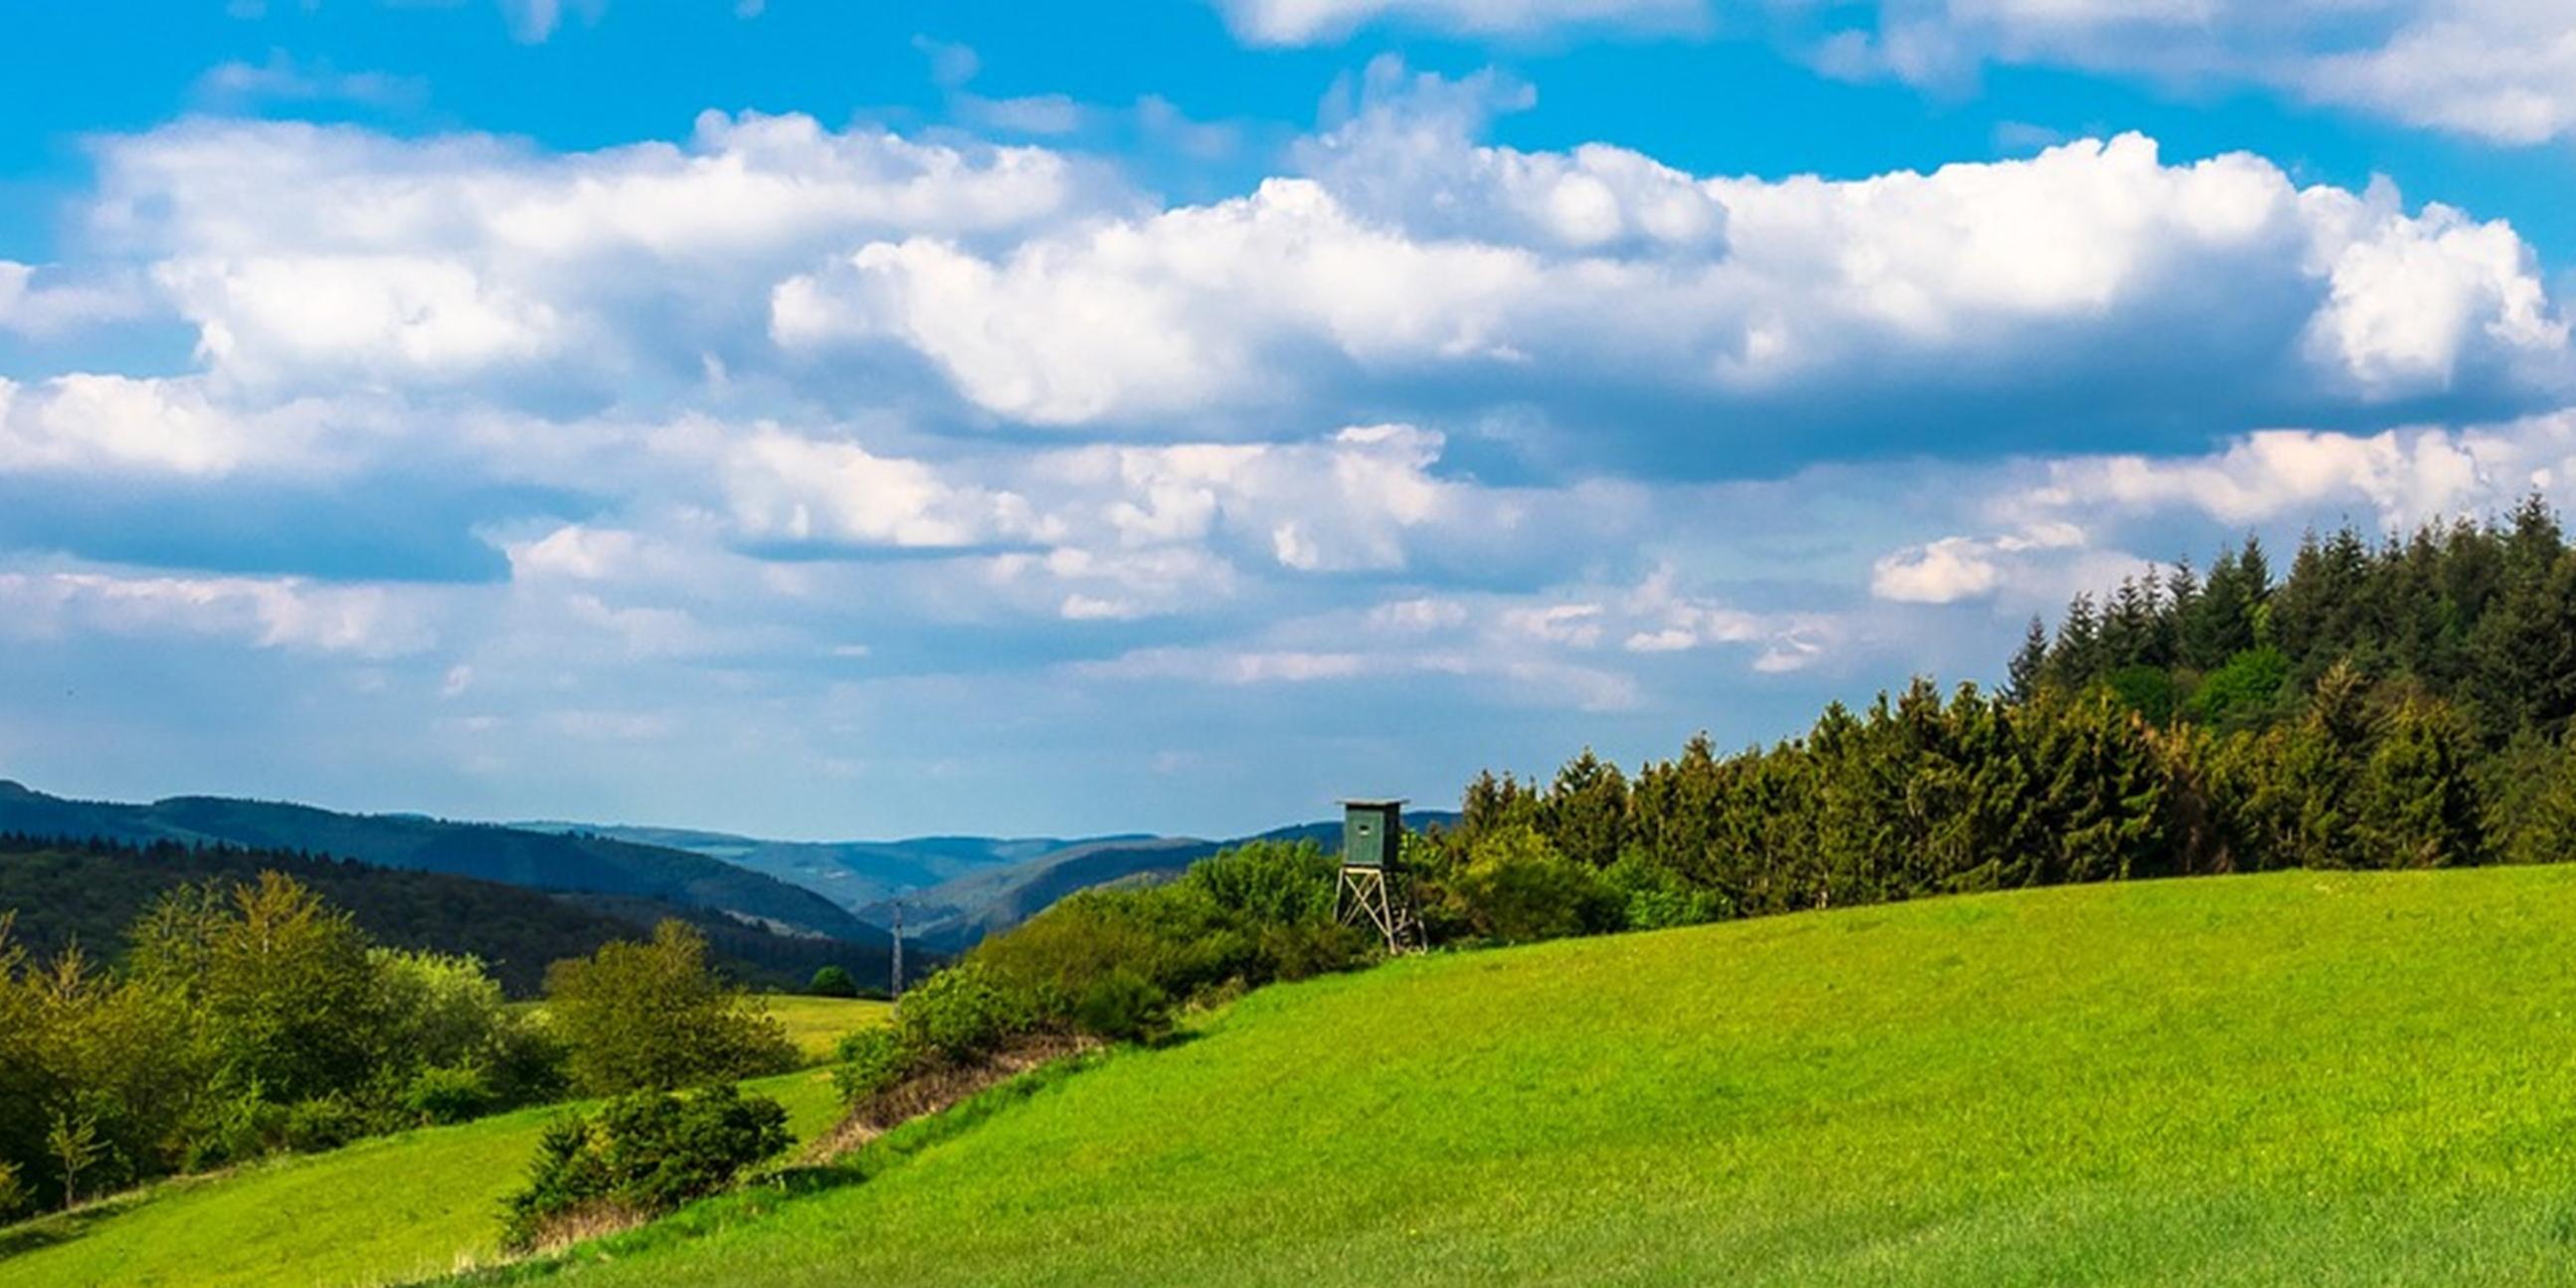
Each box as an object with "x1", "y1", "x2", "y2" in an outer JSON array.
[
  {"x1": 128, "y1": 872, "x2": 382, "y2": 1105},
  {"x1": 543, "y1": 920, "x2": 796, "y2": 1096},
  {"x1": 46, "y1": 1107, "x2": 104, "y2": 1209},
  {"x1": 1449, "y1": 825, "x2": 1616, "y2": 944},
  {"x1": 808, "y1": 965, "x2": 858, "y2": 998}
]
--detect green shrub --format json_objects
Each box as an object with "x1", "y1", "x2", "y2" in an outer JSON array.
[
  {"x1": 1452, "y1": 825, "x2": 1620, "y2": 944},
  {"x1": 280, "y1": 1096, "x2": 368, "y2": 1154},
  {"x1": 808, "y1": 965, "x2": 858, "y2": 998},
  {"x1": 893, "y1": 962, "x2": 1034, "y2": 1065},
  {"x1": 0, "y1": 1157, "x2": 27, "y2": 1222},
  {"x1": 1071, "y1": 969, "x2": 1170, "y2": 1043},
  {"x1": 402, "y1": 1063, "x2": 496, "y2": 1126},
  {"x1": 499, "y1": 1084, "x2": 791, "y2": 1251},
  {"x1": 543, "y1": 921, "x2": 799, "y2": 1096},
  {"x1": 1603, "y1": 849, "x2": 1731, "y2": 931},
  {"x1": 830, "y1": 1027, "x2": 912, "y2": 1104}
]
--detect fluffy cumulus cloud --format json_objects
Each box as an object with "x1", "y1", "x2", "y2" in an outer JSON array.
[
  {"x1": 776, "y1": 76, "x2": 2568, "y2": 446},
  {"x1": 87, "y1": 111, "x2": 1107, "y2": 391}
]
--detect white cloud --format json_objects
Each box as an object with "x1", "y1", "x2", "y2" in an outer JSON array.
[
  {"x1": 1819, "y1": 0, "x2": 2576, "y2": 145},
  {"x1": 1866, "y1": 410, "x2": 2576, "y2": 608},
  {"x1": 2019, "y1": 419, "x2": 2548, "y2": 528},
  {"x1": 194, "y1": 51, "x2": 426, "y2": 109},
  {"x1": 1217, "y1": 0, "x2": 1700, "y2": 44},
  {"x1": 1218, "y1": 3, "x2": 2576, "y2": 146},
  {"x1": 0, "y1": 262, "x2": 148, "y2": 337},
  {"x1": 0, "y1": 567, "x2": 438, "y2": 657},
  {"x1": 712, "y1": 424, "x2": 1042, "y2": 549},
  {"x1": 0, "y1": 375, "x2": 348, "y2": 476},
  {"x1": 1617, "y1": 570, "x2": 1832, "y2": 670},
  {"x1": 780, "y1": 113, "x2": 2567, "y2": 432},
  {"x1": 1872, "y1": 536, "x2": 2006, "y2": 603},
  {"x1": 92, "y1": 111, "x2": 1108, "y2": 390}
]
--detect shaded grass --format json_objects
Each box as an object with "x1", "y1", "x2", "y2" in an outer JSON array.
[
  {"x1": 426, "y1": 867, "x2": 2576, "y2": 1287},
  {"x1": 0, "y1": 1068, "x2": 847, "y2": 1288}
]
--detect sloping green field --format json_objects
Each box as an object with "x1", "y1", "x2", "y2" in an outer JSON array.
[
  {"x1": 0, "y1": 993, "x2": 891, "y2": 1287},
  {"x1": 484, "y1": 867, "x2": 2576, "y2": 1287},
  {"x1": 0, "y1": 1068, "x2": 847, "y2": 1288}
]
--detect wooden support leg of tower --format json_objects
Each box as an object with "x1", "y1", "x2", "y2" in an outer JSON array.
[{"x1": 1336, "y1": 865, "x2": 1415, "y2": 955}]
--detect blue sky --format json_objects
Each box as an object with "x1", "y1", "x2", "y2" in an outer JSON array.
[{"x1": 1, "y1": 0, "x2": 2571, "y2": 838}]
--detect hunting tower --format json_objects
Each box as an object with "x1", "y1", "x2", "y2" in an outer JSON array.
[{"x1": 1335, "y1": 800, "x2": 1419, "y2": 953}]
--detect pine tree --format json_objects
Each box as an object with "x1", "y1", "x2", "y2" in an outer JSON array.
[
  {"x1": 2354, "y1": 696, "x2": 2484, "y2": 867},
  {"x1": 2051, "y1": 593, "x2": 2104, "y2": 688},
  {"x1": 2004, "y1": 617, "x2": 2050, "y2": 703}
]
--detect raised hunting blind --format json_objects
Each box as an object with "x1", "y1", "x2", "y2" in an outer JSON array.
[
  {"x1": 1335, "y1": 800, "x2": 1419, "y2": 953},
  {"x1": 1342, "y1": 800, "x2": 1401, "y2": 868}
]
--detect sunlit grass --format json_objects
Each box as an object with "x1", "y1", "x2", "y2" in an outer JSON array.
[
  {"x1": 460, "y1": 866, "x2": 2576, "y2": 1287},
  {"x1": 756, "y1": 994, "x2": 893, "y2": 1064},
  {"x1": 509, "y1": 994, "x2": 889, "y2": 1066},
  {"x1": 0, "y1": 1068, "x2": 847, "y2": 1288}
]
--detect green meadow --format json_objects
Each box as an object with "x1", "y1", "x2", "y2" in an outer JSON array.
[
  {"x1": 0, "y1": 992, "x2": 888, "y2": 1288},
  {"x1": 759, "y1": 994, "x2": 894, "y2": 1063},
  {"x1": 482, "y1": 866, "x2": 2576, "y2": 1287},
  {"x1": 21, "y1": 871, "x2": 2576, "y2": 1287}
]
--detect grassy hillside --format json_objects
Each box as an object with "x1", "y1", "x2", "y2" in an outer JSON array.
[
  {"x1": 0, "y1": 1068, "x2": 848, "y2": 1288},
  {"x1": 482, "y1": 866, "x2": 2576, "y2": 1287}
]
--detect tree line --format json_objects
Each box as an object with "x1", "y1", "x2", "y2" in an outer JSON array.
[
  {"x1": 0, "y1": 871, "x2": 799, "y2": 1221},
  {"x1": 0, "y1": 834, "x2": 891, "y2": 995},
  {"x1": 1422, "y1": 496, "x2": 2576, "y2": 937}
]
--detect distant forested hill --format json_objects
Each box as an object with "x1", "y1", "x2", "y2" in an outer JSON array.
[
  {"x1": 0, "y1": 781, "x2": 879, "y2": 943},
  {"x1": 0, "y1": 836, "x2": 895, "y2": 995},
  {"x1": 876, "y1": 815, "x2": 1460, "y2": 952},
  {"x1": 510, "y1": 822, "x2": 1108, "y2": 913}
]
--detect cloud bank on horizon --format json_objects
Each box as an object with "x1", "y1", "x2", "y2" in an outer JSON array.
[{"x1": 0, "y1": 0, "x2": 2570, "y2": 837}]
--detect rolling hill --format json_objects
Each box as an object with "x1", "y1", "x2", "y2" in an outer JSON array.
[
  {"x1": 509, "y1": 823, "x2": 1131, "y2": 914},
  {"x1": 0, "y1": 781, "x2": 878, "y2": 942},
  {"x1": 14, "y1": 865, "x2": 2576, "y2": 1286},
  {"x1": 474, "y1": 865, "x2": 2576, "y2": 1287},
  {"x1": 0, "y1": 1065, "x2": 858, "y2": 1288},
  {"x1": 0, "y1": 838, "x2": 898, "y2": 995},
  {"x1": 871, "y1": 815, "x2": 1460, "y2": 952}
]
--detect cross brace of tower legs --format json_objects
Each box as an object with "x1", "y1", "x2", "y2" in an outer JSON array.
[{"x1": 1336, "y1": 865, "x2": 1419, "y2": 954}]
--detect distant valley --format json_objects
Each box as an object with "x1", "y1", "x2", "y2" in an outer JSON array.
[
  {"x1": 0, "y1": 779, "x2": 1456, "y2": 967},
  {"x1": 534, "y1": 813, "x2": 1459, "y2": 953}
]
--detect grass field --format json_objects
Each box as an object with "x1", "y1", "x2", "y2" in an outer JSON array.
[
  {"x1": 467, "y1": 866, "x2": 2576, "y2": 1287},
  {"x1": 504, "y1": 994, "x2": 890, "y2": 1065},
  {"x1": 0, "y1": 1067, "x2": 848, "y2": 1288},
  {"x1": 757, "y1": 994, "x2": 893, "y2": 1062}
]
